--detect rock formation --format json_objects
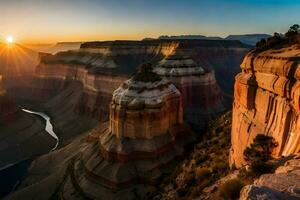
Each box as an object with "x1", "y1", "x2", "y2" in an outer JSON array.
[
  {"x1": 61, "y1": 64, "x2": 194, "y2": 199},
  {"x1": 230, "y1": 44, "x2": 300, "y2": 167},
  {"x1": 154, "y1": 53, "x2": 224, "y2": 129},
  {"x1": 240, "y1": 155, "x2": 300, "y2": 200}
]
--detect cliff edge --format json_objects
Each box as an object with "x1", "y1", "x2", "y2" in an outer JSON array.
[{"x1": 230, "y1": 32, "x2": 300, "y2": 167}]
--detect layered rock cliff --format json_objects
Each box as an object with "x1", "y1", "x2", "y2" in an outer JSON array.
[
  {"x1": 4, "y1": 39, "x2": 247, "y2": 131},
  {"x1": 230, "y1": 44, "x2": 300, "y2": 167}
]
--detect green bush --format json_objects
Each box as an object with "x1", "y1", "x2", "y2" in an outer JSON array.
[
  {"x1": 219, "y1": 178, "x2": 244, "y2": 200},
  {"x1": 132, "y1": 63, "x2": 162, "y2": 82}
]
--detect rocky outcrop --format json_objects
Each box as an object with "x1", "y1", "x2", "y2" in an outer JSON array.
[
  {"x1": 60, "y1": 65, "x2": 194, "y2": 199},
  {"x1": 230, "y1": 44, "x2": 300, "y2": 167},
  {"x1": 240, "y1": 155, "x2": 300, "y2": 200}
]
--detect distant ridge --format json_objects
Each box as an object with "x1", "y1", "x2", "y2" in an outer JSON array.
[
  {"x1": 143, "y1": 34, "x2": 271, "y2": 46},
  {"x1": 225, "y1": 34, "x2": 271, "y2": 45},
  {"x1": 24, "y1": 42, "x2": 82, "y2": 54},
  {"x1": 157, "y1": 35, "x2": 223, "y2": 40}
]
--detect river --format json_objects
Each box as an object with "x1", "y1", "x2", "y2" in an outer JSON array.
[
  {"x1": 22, "y1": 109, "x2": 59, "y2": 151},
  {"x1": 0, "y1": 109, "x2": 58, "y2": 198}
]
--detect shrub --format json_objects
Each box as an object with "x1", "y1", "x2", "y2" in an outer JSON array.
[
  {"x1": 244, "y1": 134, "x2": 277, "y2": 163},
  {"x1": 250, "y1": 161, "x2": 275, "y2": 175},
  {"x1": 244, "y1": 134, "x2": 277, "y2": 175},
  {"x1": 219, "y1": 178, "x2": 244, "y2": 200},
  {"x1": 212, "y1": 158, "x2": 229, "y2": 173},
  {"x1": 195, "y1": 167, "x2": 211, "y2": 180},
  {"x1": 132, "y1": 63, "x2": 162, "y2": 82}
]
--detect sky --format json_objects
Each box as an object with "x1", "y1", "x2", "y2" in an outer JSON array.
[{"x1": 0, "y1": 0, "x2": 299, "y2": 44}]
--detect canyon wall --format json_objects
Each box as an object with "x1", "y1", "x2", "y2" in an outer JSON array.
[
  {"x1": 230, "y1": 44, "x2": 300, "y2": 167},
  {"x1": 0, "y1": 75, "x2": 55, "y2": 170},
  {"x1": 4, "y1": 40, "x2": 248, "y2": 130}
]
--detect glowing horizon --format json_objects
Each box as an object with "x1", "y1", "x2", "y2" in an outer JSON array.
[{"x1": 1, "y1": 0, "x2": 300, "y2": 44}]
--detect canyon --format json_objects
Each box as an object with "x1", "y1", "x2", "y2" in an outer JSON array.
[
  {"x1": 0, "y1": 39, "x2": 248, "y2": 199},
  {"x1": 4, "y1": 39, "x2": 248, "y2": 132},
  {"x1": 0, "y1": 75, "x2": 55, "y2": 171},
  {"x1": 0, "y1": 75, "x2": 56, "y2": 197},
  {"x1": 4, "y1": 35, "x2": 300, "y2": 199}
]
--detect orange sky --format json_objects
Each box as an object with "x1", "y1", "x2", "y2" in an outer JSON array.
[{"x1": 1, "y1": 0, "x2": 299, "y2": 44}]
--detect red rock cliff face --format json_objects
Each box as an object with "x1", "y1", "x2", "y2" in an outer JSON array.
[{"x1": 230, "y1": 44, "x2": 300, "y2": 167}]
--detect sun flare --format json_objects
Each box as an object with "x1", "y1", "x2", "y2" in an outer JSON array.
[{"x1": 6, "y1": 36, "x2": 14, "y2": 44}]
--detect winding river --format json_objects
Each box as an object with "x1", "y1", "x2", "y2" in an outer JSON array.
[
  {"x1": 22, "y1": 109, "x2": 59, "y2": 151},
  {"x1": 0, "y1": 109, "x2": 59, "y2": 198}
]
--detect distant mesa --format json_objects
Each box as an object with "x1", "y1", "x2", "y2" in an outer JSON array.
[
  {"x1": 157, "y1": 35, "x2": 223, "y2": 40},
  {"x1": 142, "y1": 34, "x2": 271, "y2": 46},
  {"x1": 225, "y1": 34, "x2": 271, "y2": 45},
  {"x1": 24, "y1": 42, "x2": 82, "y2": 54},
  {"x1": 142, "y1": 34, "x2": 223, "y2": 41}
]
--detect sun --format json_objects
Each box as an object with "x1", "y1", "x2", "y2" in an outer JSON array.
[{"x1": 6, "y1": 36, "x2": 14, "y2": 44}]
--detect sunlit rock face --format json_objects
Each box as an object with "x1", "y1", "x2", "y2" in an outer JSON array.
[
  {"x1": 230, "y1": 44, "x2": 300, "y2": 167},
  {"x1": 154, "y1": 54, "x2": 224, "y2": 129},
  {"x1": 62, "y1": 65, "x2": 193, "y2": 199}
]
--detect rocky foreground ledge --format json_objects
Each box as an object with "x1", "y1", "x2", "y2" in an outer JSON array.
[{"x1": 240, "y1": 155, "x2": 300, "y2": 200}]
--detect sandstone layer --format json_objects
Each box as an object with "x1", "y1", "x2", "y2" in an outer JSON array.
[{"x1": 230, "y1": 44, "x2": 300, "y2": 167}]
